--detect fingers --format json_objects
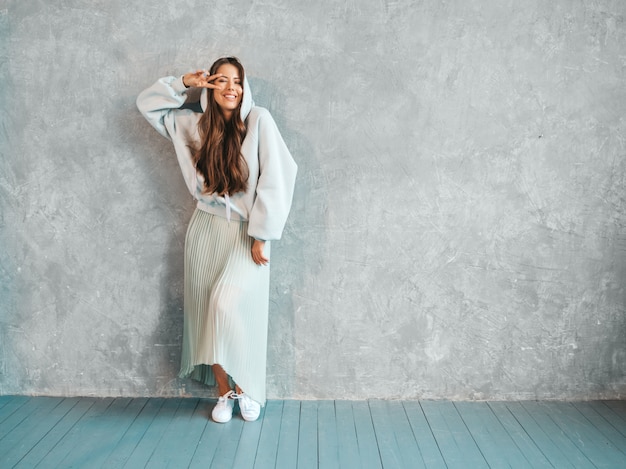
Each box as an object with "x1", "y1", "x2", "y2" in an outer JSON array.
[
  {"x1": 251, "y1": 241, "x2": 269, "y2": 266},
  {"x1": 199, "y1": 70, "x2": 222, "y2": 89},
  {"x1": 185, "y1": 70, "x2": 223, "y2": 89},
  {"x1": 252, "y1": 252, "x2": 269, "y2": 266}
]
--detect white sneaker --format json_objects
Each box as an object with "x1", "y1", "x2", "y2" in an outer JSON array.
[
  {"x1": 236, "y1": 393, "x2": 261, "y2": 422},
  {"x1": 212, "y1": 390, "x2": 235, "y2": 423}
]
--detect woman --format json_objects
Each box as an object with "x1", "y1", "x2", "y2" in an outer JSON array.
[{"x1": 136, "y1": 57, "x2": 297, "y2": 423}]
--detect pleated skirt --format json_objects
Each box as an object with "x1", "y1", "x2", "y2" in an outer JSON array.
[{"x1": 178, "y1": 208, "x2": 270, "y2": 405}]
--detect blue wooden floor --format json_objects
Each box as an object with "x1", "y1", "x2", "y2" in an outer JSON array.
[{"x1": 1, "y1": 396, "x2": 626, "y2": 468}]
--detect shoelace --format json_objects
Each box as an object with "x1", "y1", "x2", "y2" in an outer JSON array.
[
  {"x1": 230, "y1": 393, "x2": 254, "y2": 406},
  {"x1": 218, "y1": 390, "x2": 235, "y2": 402}
]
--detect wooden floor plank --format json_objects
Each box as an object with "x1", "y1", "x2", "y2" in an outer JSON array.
[
  {"x1": 0, "y1": 396, "x2": 61, "y2": 443},
  {"x1": 144, "y1": 398, "x2": 205, "y2": 468},
  {"x1": 454, "y1": 401, "x2": 535, "y2": 469},
  {"x1": 231, "y1": 406, "x2": 266, "y2": 469},
  {"x1": 600, "y1": 401, "x2": 626, "y2": 436},
  {"x1": 368, "y1": 400, "x2": 411, "y2": 469},
  {"x1": 605, "y1": 400, "x2": 626, "y2": 413},
  {"x1": 506, "y1": 402, "x2": 579, "y2": 469},
  {"x1": 487, "y1": 402, "x2": 553, "y2": 468},
  {"x1": 335, "y1": 401, "x2": 361, "y2": 469},
  {"x1": 275, "y1": 400, "x2": 300, "y2": 469},
  {"x1": 318, "y1": 400, "x2": 340, "y2": 469},
  {"x1": 420, "y1": 400, "x2": 489, "y2": 469},
  {"x1": 535, "y1": 401, "x2": 626, "y2": 468},
  {"x1": 121, "y1": 398, "x2": 183, "y2": 468},
  {"x1": 352, "y1": 400, "x2": 383, "y2": 469},
  {"x1": 0, "y1": 395, "x2": 30, "y2": 424},
  {"x1": 385, "y1": 401, "x2": 429, "y2": 469},
  {"x1": 30, "y1": 397, "x2": 116, "y2": 468},
  {"x1": 209, "y1": 412, "x2": 245, "y2": 468},
  {"x1": 188, "y1": 402, "x2": 228, "y2": 469},
  {"x1": 0, "y1": 395, "x2": 14, "y2": 409},
  {"x1": 572, "y1": 402, "x2": 626, "y2": 455},
  {"x1": 520, "y1": 402, "x2": 596, "y2": 469},
  {"x1": 56, "y1": 397, "x2": 142, "y2": 468},
  {"x1": 297, "y1": 400, "x2": 319, "y2": 469},
  {"x1": 13, "y1": 397, "x2": 95, "y2": 469},
  {"x1": 583, "y1": 401, "x2": 626, "y2": 440},
  {"x1": 101, "y1": 398, "x2": 162, "y2": 468},
  {"x1": 402, "y1": 401, "x2": 447, "y2": 468},
  {"x1": 0, "y1": 397, "x2": 74, "y2": 468},
  {"x1": 252, "y1": 399, "x2": 283, "y2": 469}
]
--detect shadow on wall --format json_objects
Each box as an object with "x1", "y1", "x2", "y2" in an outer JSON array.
[
  {"x1": 249, "y1": 77, "x2": 327, "y2": 399},
  {"x1": 119, "y1": 93, "x2": 196, "y2": 396}
]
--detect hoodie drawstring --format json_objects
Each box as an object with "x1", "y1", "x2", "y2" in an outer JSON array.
[{"x1": 225, "y1": 193, "x2": 231, "y2": 223}]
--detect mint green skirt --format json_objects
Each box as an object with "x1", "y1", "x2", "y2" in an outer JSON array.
[{"x1": 179, "y1": 208, "x2": 270, "y2": 405}]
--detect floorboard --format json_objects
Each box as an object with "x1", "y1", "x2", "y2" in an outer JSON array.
[
  {"x1": 34, "y1": 397, "x2": 116, "y2": 468},
  {"x1": 506, "y1": 401, "x2": 581, "y2": 469},
  {"x1": 57, "y1": 397, "x2": 141, "y2": 468},
  {"x1": 1, "y1": 397, "x2": 73, "y2": 468},
  {"x1": 402, "y1": 401, "x2": 447, "y2": 468},
  {"x1": 0, "y1": 396, "x2": 30, "y2": 426},
  {"x1": 334, "y1": 401, "x2": 361, "y2": 469},
  {"x1": 381, "y1": 401, "x2": 427, "y2": 468},
  {"x1": 275, "y1": 400, "x2": 300, "y2": 469},
  {"x1": 297, "y1": 400, "x2": 319, "y2": 469},
  {"x1": 602, "y1": 401, "x2": 626, "y2": 436},
  {"x1": 145, "y1": 398, "x2": 204, "y2": 468},
  {"x1": 318, "y1": 400, "x2": 340, "y2": 469},
  {"x1": 208, "y1": 409, "x2": 245, "y2": 469},
  {"x1": 520, "y1": 401, "x2": 596, "y2": 469},
  {"x1": 369, "y1": 400, "x2": 409, "y2": 469},
  {"x1": 454, "y1": 401, "x2": 530, "y2": 468},
  {"x1": 352, "y1": 400, "x2": 383, "y2": 469},
  {"x1": 13, "y1": 397, "x2": 94, "y2": 469},
  {"x1": 487, "y1": 401, "x2": 553, "y2": 468},
  {"x1": 1, "y1": 397, "x2": 625, "y2": 468},
  {"x1": 250, "y1": 399, "x2": 282, "y2": 468},
  {"x1": 122, "y1": 398, "x2": 183, "y2": 468},
  {"x1": 187, "y1": 400, "x2": 227, "y2": 469},
  {"x1": 102, "y1": 398, "x2": 162, "y2": 468},
  {"x1": 420, "y1": 400, "x2": 489, "y2": 469},
  {"x1": 535, "y1": 401, "x2": 626, "y2": 469},
  {"x1": 573, "y1": 401, "x2": 626, "y2": 452},
  {"x1": 231, "y1": 405, "x2": 265, "y2": 468}
]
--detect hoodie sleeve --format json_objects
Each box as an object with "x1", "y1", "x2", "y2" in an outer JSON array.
[
  {"x1": 136, "y1": 76, "x2": 190, "y2": 140},
  {"x1": 136, "y1": 76, "x2": 201, "y2": 197},
  {"x1": 248, "y1": 110, "x2": 298, "y2": 241}
]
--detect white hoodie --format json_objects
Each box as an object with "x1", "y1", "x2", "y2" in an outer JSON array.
[{"x1": 136, "y1": 75, "x2": 297, "y2": 241}]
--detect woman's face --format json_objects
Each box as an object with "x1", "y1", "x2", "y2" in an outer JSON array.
[{"x1": 212, "y1": 63, "x2": 243, "y2": 119}]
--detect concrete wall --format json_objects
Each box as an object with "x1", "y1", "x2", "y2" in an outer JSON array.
[{"x1": 1, "y1": 0, "x2": 625, "y2": 400}]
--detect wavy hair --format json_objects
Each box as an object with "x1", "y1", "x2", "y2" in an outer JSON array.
[{"x1": 193, "y1": 57, "x2": 248, "y2": 195}]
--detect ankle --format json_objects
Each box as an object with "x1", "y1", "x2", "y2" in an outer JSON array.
[{"x1": 218, "y1": 387, "x2": 233, "y2": 397}]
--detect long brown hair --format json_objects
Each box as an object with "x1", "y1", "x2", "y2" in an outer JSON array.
[{"x1": 194, "y1": 57, "x2": 248, "y2": 195}]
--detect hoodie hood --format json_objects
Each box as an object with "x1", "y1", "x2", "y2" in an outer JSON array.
[{"x1": 200, "y1": 76, "x2": 254, "y2": 121}]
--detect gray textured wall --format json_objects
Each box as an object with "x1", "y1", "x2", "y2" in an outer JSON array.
[{"x1": 1, "y1": 0, "x2": 625, "y2": 400}]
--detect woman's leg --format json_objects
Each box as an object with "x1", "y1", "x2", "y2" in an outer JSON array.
[{"x1": 212, "y1": 364, "x2": 232, "y2": 396}]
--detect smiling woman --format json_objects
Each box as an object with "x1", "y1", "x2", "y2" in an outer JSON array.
[
  {"x1": 206, "y1": 65, "x2": 243, "y2": 119},
  {"x1": 136, "y1": 57, "x2": 297, "y2": 424}
]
